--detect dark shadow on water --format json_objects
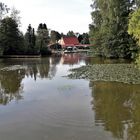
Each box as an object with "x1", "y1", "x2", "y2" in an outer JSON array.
[{"x1": 90, "y1": 81, "x2": 140, "y2": 140}]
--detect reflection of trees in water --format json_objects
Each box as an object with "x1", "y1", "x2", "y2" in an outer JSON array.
[
  {"x1": 21, "y1": 57, "x2": 60, "y2": 80},
  {"x1": 25, "y1": 61, "x2": 50, "y2": 80},
  {"x1": 127, "y1": 93, "x2": 140, "y2": 140},
  {"x1": 86, "y1": 57, "x2": 131, "y2": 65},
  {"x1": 25, "y1": 57, "x2": 61, "y2": 80},
  {"x1": 90, "y1": 81, "x2": 140, "y2": 139},
  {"x1": 0, "y1": 57, "x2": 60, "y2": 105},
  {"x1": 0, "y1": 69, "x2": 25, "y2": 105}
]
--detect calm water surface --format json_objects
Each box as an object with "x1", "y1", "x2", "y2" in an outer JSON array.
[{"x1": 0, "y1": 53, "x2": 140, "y2": 140}]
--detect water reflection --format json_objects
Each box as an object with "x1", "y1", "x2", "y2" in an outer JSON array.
[
  {"x1": 0, "y1": 58, "x2": 51, "y2": 105},
  {"x1": 49, "y1": 56, "x2": 61, "y2": 79},
  {"x1": 0, "y1": 54, "x2": 87, "y2": 105},
  {"x1": 0, "y1": 54, "x2": 140, "y2": 140},
  {"x1": 90, "y1": 81, "x2": 140, "y2": 140},
  {"x1": 87, "y1": 57, "x2": 132, "y2": 65},
  {"x1": 60, "y1": 53, "x2": 86, "y2": 65},
  {"x1": 0, "y1": 69, "x2": 24, "y2": 105}
]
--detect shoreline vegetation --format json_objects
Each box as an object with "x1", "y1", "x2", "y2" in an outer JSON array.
[
  {"x1": 0, "y1": 5, "x2": 90, "y2": 58},
  {"x1": 0, "y1": 55, "x2": 41, "y2": 58},
  {"x1": 68, "y1": 64, "x2": 140, "y2": 84}
]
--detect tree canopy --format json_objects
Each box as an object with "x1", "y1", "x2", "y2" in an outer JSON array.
[
  {"x1": 89, "y1": 0, "x2": 138, "y2": 58},
  {"x1": 0, "y1": 2, "x2": 9, "y2": 20},
  {"x1": 0, "y1": 17, "x2": 24, "y2": 55},
  {"x1": 128, "y1": 6, "x2": 140, "y2": 67}
]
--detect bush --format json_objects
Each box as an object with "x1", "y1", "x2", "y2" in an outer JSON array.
[{"x1": 40, "y1": 47, "x2": 52, "y2": 56}]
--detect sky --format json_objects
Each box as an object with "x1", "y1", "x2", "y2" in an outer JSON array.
[{"x1": 1, "y1": 0, "x2": 92, "y2": 34}]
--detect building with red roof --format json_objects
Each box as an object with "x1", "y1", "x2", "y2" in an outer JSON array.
[{"x1": 59, "y1": 36, "x2": 79, "y2": 48}]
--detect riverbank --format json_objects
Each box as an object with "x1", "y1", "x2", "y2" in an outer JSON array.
[
  {"x1": 68, "y1": 64, "x2": 140, "y2": 84},
  {"x1": 0, "y1": 55, "x2": 41, "y2": 58}
]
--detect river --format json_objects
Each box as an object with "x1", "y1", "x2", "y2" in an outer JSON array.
[{"x1": 0, "y1": 53, "x2": 139, "y2": 140}]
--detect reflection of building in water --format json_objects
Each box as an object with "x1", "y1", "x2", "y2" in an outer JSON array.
[
  {"x1": 90, "y1": 81, "x2": 140, "y2": 140},
  {"x1": 60, "y1": 53, "x2": 87, "y2": 65},
  {"x1": 60, "y1": 54, "x2": 79, "y2": 65}
]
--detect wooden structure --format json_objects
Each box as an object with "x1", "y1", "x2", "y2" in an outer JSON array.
[{"x1": 59, "y1": 36, "x2": 79, "y2": 48}]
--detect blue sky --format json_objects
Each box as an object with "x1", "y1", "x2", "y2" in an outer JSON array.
[{"x1": 1, "y1": 0, "x2": 92, "y2": 34}]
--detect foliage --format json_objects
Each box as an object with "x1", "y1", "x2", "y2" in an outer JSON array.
[
  {"x1": 0, "y1": 2, "x2": 10, "y2": 55},
  {"x1": 40, "y1": 47, "x2": 51, "y2": 55},
  {"x1": 24, "y1": 24, "x2": 39, "y2": 55},
  {"x1": 128, "y1": 8, "x2": 140, "y2": 66},
  {"x1": 0, "y1": 17, "x2": 24, "y2": 55},
  {"x1": 135, "y1": 54, "x2": 140, "y2": 68},
  {"x1": 128, "y1": 8, "x2": 140, "y2": 45},
  {"x1": 36, "y1": 23, "x2": 50, "y2": 55},
  {"x1": 0, "y1": 2, "x2": 9, "y2": 20},
  {"x1": 78, "y1": 33, "x2": 90, "y2": 44},
  {"x1": 67, "y1": 30, "x2": 75, "y2": 37},
  {"x1": 135, "y1": 0, "x2": 140, "y2": 8},
  {"x1": 36, "y1": 23, "x2": 49, "y2": 48},
  {"x1": 89, "y1": 0, "x2": 138, "y2": 58},
  {"x1": 10, "y1": 7, "x2": 21, "y2": 26},
  {"x1": 50, "y1": 30, "x2": 61, "y2": 44}
]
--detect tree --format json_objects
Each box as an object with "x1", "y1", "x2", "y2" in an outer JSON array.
[
  {"x1": 0, "y1": 2, "x2": 10, "y2": 54},
  {"x1": 135, "y1": 0, "x2": 140, "y2": 8},
  {"x1": 79, "y1": 33, "x2": 90, "y2": 44},
  {"x1": 0, "y1": 17, "x2": 24, "y2": 55},
  {"x1": 36, "y1": 23, "x2": 49, "y2": 48},
  {"x1": 36, "y1": 23, "x2": 51, "y2": 55},
  {"x1": 10, "y1": 7, "x2": 21, "y2": 26},
  {"x1": 67, "y1": 30, "x2": 75, "y2": 37},
  {"x1": 50, "y1": 30, "x2": 61, "y2": 44},
  {"x1": 128, "y1": 8, "x2": 140, "y2": 67},
  {"x1": 24, "y1": 24, "x2": 38, "y2": 54},
  {"x1": 89, "y1": 0, "x2": 138, "y2": 58},
  {"x1": 0, "y1": 2, "x2": 9, "y2": 21},
  {"x1": 128, "y1": 8, "x2": 140, "y2": 45}
]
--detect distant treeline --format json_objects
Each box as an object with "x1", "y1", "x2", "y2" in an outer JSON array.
[{"x1": 0, "y1": 2, "x2": 89, "y2": 56}]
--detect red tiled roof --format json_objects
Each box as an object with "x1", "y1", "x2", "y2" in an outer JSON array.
[{"x1": 63, "y1": 36, "x2": 79, "y2": 45}]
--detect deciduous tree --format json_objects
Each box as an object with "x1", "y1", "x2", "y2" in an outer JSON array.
[
  {"x1": 89, "y1": 0, "x2": 138, "y2": 58},
  {"x1": 50, "y1": 30, "x2": 61, "y2": 44}
]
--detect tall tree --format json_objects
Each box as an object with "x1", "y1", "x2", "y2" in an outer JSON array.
[
  {"x1": 36, "y1": 23, "x2": 51, "y2": 55},
  {"x1": 135, "y1": 0, "x2": 140, "y2": 8},
  {"x1": 0, "y1": 2, "x2": 9, "y2": 21},
  {"x1": 0, "y1": 2, "x2": 10, "y2": 54},
  {"x1": 77, "y1": 33, "x2": 90, "y2": 44},
  {"x1": 24, "y1": 24, "x2": 37, "y2": 54},
  {"x1": 128, "y1": 8, "x2": 140, "y2": 67},
  {"x1": 36, "y1": 23, "x2": 49, "y2": 48},
  {"x1": 67, "y1": 30, "x2": 75, "y2": 37},
  {"x1": 0, "y1": 17, "x2": 24, "y2": 55},
  {"x1": 89, "y1": 0, "x2": 138, "y2": 58},
  {"x1": 50, "y1": 30, "x2": 61, "y2": 44},
  {"x1": 10, "y1": 7, "x2": 21, "y2": 26}
]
